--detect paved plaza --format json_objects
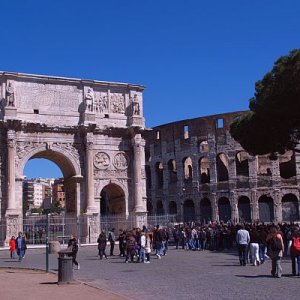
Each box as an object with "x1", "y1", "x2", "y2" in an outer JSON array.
[{"x1": 0, "y1": 245, "x2": 299, "y2": 300}]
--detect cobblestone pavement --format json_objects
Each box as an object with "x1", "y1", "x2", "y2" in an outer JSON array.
[{"x1": 0, "y1": 246, "x2": 299, "y2": 300}]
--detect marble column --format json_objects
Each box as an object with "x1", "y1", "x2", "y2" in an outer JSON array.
[
  {"x1": 6, "y1": 129, "x2": 17, "y2": 214},
  {"x1": 132, "y1": 134, "x2": 146, "y2": 213},
  {"x1": 85, "y1": 132, "x2": 96, "y2": 213}
]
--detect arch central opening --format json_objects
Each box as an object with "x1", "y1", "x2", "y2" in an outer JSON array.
[{"x1": 100, "y1": 183, "x2": 126, "y2": 216}]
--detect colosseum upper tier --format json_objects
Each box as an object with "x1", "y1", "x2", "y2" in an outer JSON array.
[{"x1": 143, "y1": 111, "x2": 300, "y2": 224}]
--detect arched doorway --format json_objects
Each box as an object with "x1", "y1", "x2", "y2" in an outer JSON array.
[
  {"x1": 218, "y1": 197, "x2": 231, "y2": 222},
  {"x1": 282, "y1": 194, "x2": 299, "y2": 222},
  {"x1": 20, "y1": 149, "x2": 81, "y2": 245},
  {"x1": 238, "y1": 196, "x2": 251, "y2": 222},
  {"x1": 100, "y1": 183, "x2": 126, "y2": 216},
  {"x1": 22, "y1": 149, "x2": 80, "y2": 215},
  {"x1": 258, "y1": 195, "x2": 274, "y2": 222},
  {"x1": 200, "y1": 198, "x2": 212, "y2": 223},
  {"x1": 183, "y1": 199, "x2": 195, "y2": 222}
]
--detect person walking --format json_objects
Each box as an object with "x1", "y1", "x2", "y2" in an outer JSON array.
[
  {"x1": 236, "y1": 224, "x2": 250, "y2": 266},
  {"x1": 68, "y1": 234, "x2": 80, "y2": 270},
  {"x1": 15, "y1": 232, "x2": 26, "y2": 262},
  {"x1": 97, "y1": 231, "x2": 108, "y2": 260},
  {"x1": 108, "y1": 228, "x2": 116, "y2": 256},
  {"x1": 249, "y1": 228, "x2": 260, "y2": 266},
  {"x1": 290, "y1": 228, "x2": 300, "y2": 276},
  {"x1": 266, "y1": 226, "x2": 284, "y2": 278},
  {"x1": 9, "y1": 236, "x2": 17, "y2": 259}
]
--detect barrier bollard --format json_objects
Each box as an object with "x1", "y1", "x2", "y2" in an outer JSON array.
[{"x1": 57, "y1": 250, "x2": 74, "y2": 284}]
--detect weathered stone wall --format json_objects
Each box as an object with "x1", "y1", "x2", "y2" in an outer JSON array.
[
  {"x1": 144, "y1": 112, "x2": 300, "y2": 223},
  {"x1": 0, "y1": 72, "x2": 147, "y2": 244}
]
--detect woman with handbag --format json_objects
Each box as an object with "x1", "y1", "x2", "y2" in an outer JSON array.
[{"x1": 266, "y1": 227, "x2": 284, "y2": 278}]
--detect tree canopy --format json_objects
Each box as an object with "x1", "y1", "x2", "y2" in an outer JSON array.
[{"x1": 230, "y1": 49, "x2": 300, "y2": 156}]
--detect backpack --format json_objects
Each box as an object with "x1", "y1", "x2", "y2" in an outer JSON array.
[
  {"x1": 269, "y1": 237, "x2": 282, "y2": 252},
  {"x1": 291, "y1": 237, "x2": 300, "y2": 255}
]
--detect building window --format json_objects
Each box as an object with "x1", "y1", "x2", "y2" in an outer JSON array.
[
  {"x1": 184, "y1": 125, "x2": 189, "y2": 139},
  {"x1": 217, "y1": 118, "x2": 223, "y2": 128},
  {"x1": 156, "y1": 130, "x2": 160, "y2": 140}
]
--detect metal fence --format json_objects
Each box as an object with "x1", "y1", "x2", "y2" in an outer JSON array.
[{"x1": 0, "y1": 213, "x2": 185, "y2": 246}]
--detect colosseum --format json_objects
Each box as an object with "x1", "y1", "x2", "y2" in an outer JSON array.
[{"x1": 143, "y1": 111, "x2": 300, "y2": 224}]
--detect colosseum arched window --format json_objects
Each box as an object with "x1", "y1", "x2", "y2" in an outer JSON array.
[
  {"x1": 198, "y1": 140, "x2": 209, "y2": 153},
  {"x1": 183, "y1": 157, "x2": 193, "y2": 180},
  {"x1": 155, "y1": 162, "x2": 164, "y2": 188},
  {"x1": 279, "y1": 150, "x2": 296, "y2": 179},
  {"x1": 216, "y1": 153, "x2": 229, "y2": 182},
  {"x1": 235, "y1": 151, "x2": 249, "y2": 177},
  {"x1": 200, "y1": 198, "x2": 212, "y2": 223},
  {"x1": 258, "y1": 195, "x2": 274, "y2": 222},
  {"x1": 199, "y1": 157, "x2": 210, "y2": 184},
  {"x1": 168, "y1": 159, "x2": 178, "y2": 183},
  {"x1": 183, "y1": 199, "x2": 195, "y2": 221},
  {"x1": 238, "y1": 196, "x2": 251, "y2": 222},
  {"x1": 218, "y1": 197, "x2": 231, "y2": 222},
  {"x1": 282, "y1": 193, "x2": 299, "y2": 222}
]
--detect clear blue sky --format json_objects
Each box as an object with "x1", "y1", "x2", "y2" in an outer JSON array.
[{"x1": 2, "y1": 0, "x2": 300, "y2": 178}]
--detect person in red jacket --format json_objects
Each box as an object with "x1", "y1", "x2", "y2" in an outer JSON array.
[{"x1": 9, "y1": 236, "x2": 17, "y2": 259}]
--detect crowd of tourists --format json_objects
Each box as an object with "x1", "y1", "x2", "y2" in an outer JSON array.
[
  {"x1": 95, "y1": 221, "x2": 300, "y2": 278},
  {"x1": 9, "y1": 220, "x2": 300, "y2": 277}
]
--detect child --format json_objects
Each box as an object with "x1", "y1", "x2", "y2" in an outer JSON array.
[{"x1": 9, "y1": 236, "x2": 16, "y2": 259}]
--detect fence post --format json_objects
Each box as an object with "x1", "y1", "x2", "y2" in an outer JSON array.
[{"x1": 46, "y1": 213, "x2": 49, "y2": 272}]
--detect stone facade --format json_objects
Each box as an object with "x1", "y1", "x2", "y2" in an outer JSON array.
[
  {"x1": 143, "y1": 112, "x2": 300, "y2": 224},
  {"x1": 0, "y1": 72, "x2": 147, "y2": 243}
]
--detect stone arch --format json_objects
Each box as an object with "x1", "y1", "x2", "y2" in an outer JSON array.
[
  {"x1": 199, "y1": 157, "x2": 210, "y2": 184},
  {"x1": 168, "y1": 159, "x2": 178, "y2": 183},
  {"x1": 200, "y1": 198, "x2": 212, "y2": 223},
  {"x1": 183, "y1": 157, "x2": 193, "y2": 180},
  {"x1": 235, "y1": 151, "x2": 249, "y2": 177},
  {"x1": 20, "y1": 147, "x2": 82, "y2": 215},
  {"x1": 218, "y1": 197, "x2": 231, "y2": 222},
  {"x1": 238, "y1": 196, "x2": 251, "y2": 222},
  {"x1": 216, "y1": 153, "x2": 229, "y2": 182},
  {"x1": 169, "y1": 201, "x2": 177, "y2": 215},
  {"x1": 100, "y1": 182, "x2": 126, "y2": 216},
  {"x1": 18, "y1": 144, "x2": 81, "y2": 179},
  {"x1": 198, "y1": 140, "x2": 209, "y2": 153},
  {"x1": 183, "y1": 199, "x2": 195, "y2": 221},
  {"x1": 282, "y1": 193, "x2": 299, "y2": 222},
  {"x1": 258, "y1": 195, "x2": 274, "y2": 222}
]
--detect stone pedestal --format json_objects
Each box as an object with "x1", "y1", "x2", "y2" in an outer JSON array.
[
  {"x1": 5, "y1": 214, "x2": 21, "y2": 245},
  {"x1": 84, "y1": 213, "x2": 100, "y2": 243}
]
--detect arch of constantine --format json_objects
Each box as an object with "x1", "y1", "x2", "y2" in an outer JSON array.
[{"x1": 0, "y1": 72, "x2": 147, "y2": 244}]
